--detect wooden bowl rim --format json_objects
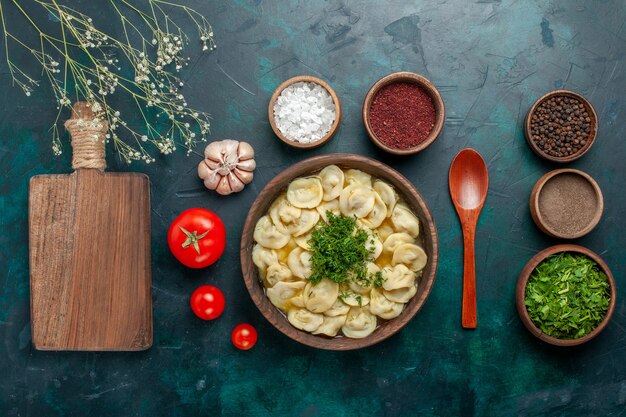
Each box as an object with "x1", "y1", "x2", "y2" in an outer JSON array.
[
  {"x1": 529, "y1": 168, "x2": 604, "y2": 239},
  {"x1": 362, "y1": 72, "x2": 446, "y2": 156},
  {"x1": 240, "y1": 153, "x2": 439, "y2": 350},
  {"x1": 515, "y1": 244, "x2": 616, "y2": 347},
  {"x1": 524, "y1": 89, "x2": 598, "y2": 163},
  {"x1": 268, "y1": 75, "x2": 342, "y2": 149}
]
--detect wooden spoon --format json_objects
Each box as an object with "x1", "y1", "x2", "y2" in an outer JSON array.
[{"x1": 449, "y1": 149, "x2": 489, "y2": 329}]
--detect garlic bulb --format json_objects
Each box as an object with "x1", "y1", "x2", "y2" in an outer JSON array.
[{"x1": 198, "y1": 139, "x2": 256, "y2": 195}]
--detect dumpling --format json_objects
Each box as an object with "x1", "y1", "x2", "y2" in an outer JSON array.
[
  {"x1": 269, "y1": 197, "x2": 320, "y2": 237},
  {"x1": 381, "y1": 264, "x2": 416, "y2": 291},
  {"x1": 341, "y1": 291, "x2": 370, "y2": 307},
  {"x1": 392, "y1": 243, "x2": 428, "y2": 271},
  {"x1": 269, "y1": 196, "x2": 301, "y2": 234},
  {"x1": 345, "y1": 169, "x2": 372, "y2": 186},
  {"x1": 373, "y1": 180, "x2": 397, "y2": 217},
  {"x1": 384, "y1": 285, "x2": 418, "y2": 303},
  {"x1": 294, "y1": 232, "x2": 313, "y2": 250},
  {"x1": 367, "y1": 262, "x2": 381, "y2": 275},
  {"x1": 253, "y1": 215, "x2": 290, "y2": 249},
  {"x1": 339, "y1": 184, "x2": 375, "y2": 218},
  {"x1": 288, "y1": 308, "x2": 323, "y2": 332},
  {"x1": 377, "y1": 224, "x2": 395, "y2": 241},
  {"x1": 290, "y1": 210, "x2": 319, "y2": 237},
  {"x1": 358, "y1": 192, "x2": 387, "y2": 229},
  {"x1": 366, "y1": 233, "x2": 383, "y2": 260},
  {"x1": 287, "y1": 177, "x2": 323, "y2": 209},
  {"x1": 303, "y1": 279, "x2": 339, "y2": 313},
  {"x1": 287, "y1": 247, "x2": 313, "y2": 279},
  {"x1": 369, "y1": 288, "x2": 404, "y2": 319},
  {"x1": 313, "y1": 315, "x2": 347, "y2": 337},
  {"x1": 252, "y1": 244, "x2": 278, "y2": 276},
  {"x1": 286, "y1": 209, "x2": 319, "y2": 237},
  {"x1": 266, "y1": 281, "x2": 306, "y2": 309},
  {"x1": 265, "y1": 263, "x2": 293, "y2": 286},
  {"x1": 290, "y1": 292, "x2": 306, "y2": 308},
  {"x1": 324, "y1": 298, "x2": 351, "y2": 317},
  {"x1": 391, "y1": 204, "x2": 420, "y2": 238},
  {"x1": 383, "y1": 233, "x2": 414, "y2": 253},
  {"x1": 316, "y1": 199, "x2": 340, "y2": 223},
  {"x1": 342, "y1": 307, "x2": 377, "y2": 339},
  {"x1": 318, "y1": 165, "x2": 344, "y2": 201},
  {"x1": 349, "y1": 263, "x2": 380, "y2": 294},
  {"x1": 277, "y1": 239, "x2": 298, "y2": 263},
  {"x1": 349, "y1": 281, "x2": 370, "y2": 295}
]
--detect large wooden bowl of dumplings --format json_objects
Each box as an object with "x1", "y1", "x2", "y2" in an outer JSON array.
[{"x1": 240, "y1": 154, "x2": 438, "y2": 350}]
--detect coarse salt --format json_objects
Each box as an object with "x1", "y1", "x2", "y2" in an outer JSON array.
[{"x1": 273, "y1": 82, "x2": 336, "y2": 144}]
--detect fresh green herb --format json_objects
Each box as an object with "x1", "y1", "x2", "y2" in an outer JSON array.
[
  {"x1": 338, "y1": 290, "x2": 350, "y2": 300},
  {"x1": 524, "y1": 252, "x2": 610, "y2": 339},
  {"x1": 355, "y1": 294, "x2": 363, "y2": 307},
  {"x1": 372, "y1": 271, "x2": 386, "y2": 288},
  {"x1": 308, "y1": 212, "x2": 376, "y2": 285},
  {"x1": 337, "y1": 291, "x2": 363, "y2": 307}
]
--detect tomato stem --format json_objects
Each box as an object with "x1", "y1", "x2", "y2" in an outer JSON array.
[{"x1": 179, "y1": 226, "x2": 209, "y2": 254}]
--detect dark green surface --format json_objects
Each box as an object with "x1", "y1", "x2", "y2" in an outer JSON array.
[{"x1": 1, "y1": 1, "x2": 625, "y2": 416}]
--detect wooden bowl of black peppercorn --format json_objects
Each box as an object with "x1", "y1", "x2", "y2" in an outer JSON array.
[{"x1": 524, "y1": 90, "x2": 598, "y2": 163}]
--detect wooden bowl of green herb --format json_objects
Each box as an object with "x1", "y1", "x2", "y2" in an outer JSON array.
[
  {"x1": 516, "y1": 244, "x2": 616, "y2": 347},
  {"x1": 240, "y1": 154, "x2": 438, "y2": 350}
]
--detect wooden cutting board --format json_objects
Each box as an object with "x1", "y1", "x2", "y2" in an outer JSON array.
[{"x1": 29, "y1": 102, "x2": 152, "y2": 351}]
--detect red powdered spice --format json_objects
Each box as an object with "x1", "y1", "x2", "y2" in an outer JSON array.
[{"x1": 369, "y1": 82, "x2": 436, "y2": 150}]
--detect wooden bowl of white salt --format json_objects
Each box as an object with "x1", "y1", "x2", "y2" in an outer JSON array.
[{"x1": 268, "y1": 75, "x2": 341, "y2": 149}]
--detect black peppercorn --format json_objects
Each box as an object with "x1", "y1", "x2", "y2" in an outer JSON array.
[{"x1": 529, "y1": 95, "x2": 592, "y2": 158}]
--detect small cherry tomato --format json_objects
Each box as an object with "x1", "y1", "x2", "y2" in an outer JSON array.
[
  {"x1": 168, "y1": 208, "x2": 226, "y2": 268},
  {"x1": 232, "y1": 324, "x2": 257, "y2": 350},
  {"x1": 190, "y1": 285, "x2": 225, "y2": 320}
]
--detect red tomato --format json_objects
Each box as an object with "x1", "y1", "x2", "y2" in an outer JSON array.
[
  {"x1": 190, "y1": 285, "x2": 225, "y2": 320},
  {"x1": 168, "y1": 208, "x2": 226, "y2": 268},
  {"x1": 232, "y1": 324, "x2": 257, "y2": 350}
]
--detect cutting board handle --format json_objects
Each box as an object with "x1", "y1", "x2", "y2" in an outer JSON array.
[{"x1": 64, "y1": 102, "x2": 109, "y2": 171}]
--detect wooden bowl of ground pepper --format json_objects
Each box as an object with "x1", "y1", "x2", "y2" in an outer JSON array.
[
  {"x1": 529, "y1": 168, "x2": 604, "y2": 239},
  {"x1": 363, "y1": 72, "x2": 445, "y2": 155},
  {"x1": 525, "y1": 90, "x2": 598, "y2": 162}
]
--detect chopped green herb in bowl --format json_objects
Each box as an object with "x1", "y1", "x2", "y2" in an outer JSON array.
[
  {"x1": 308, "y1": 212, "x2": 385, "y2": 288},
  {"x1": 518, "y1": 245, "x2": 614, "y2": 345}
]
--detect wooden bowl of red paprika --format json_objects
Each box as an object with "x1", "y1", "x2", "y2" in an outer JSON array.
[{"x1": 362, "y1": 72, "x2": 445, "y2": 155}]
